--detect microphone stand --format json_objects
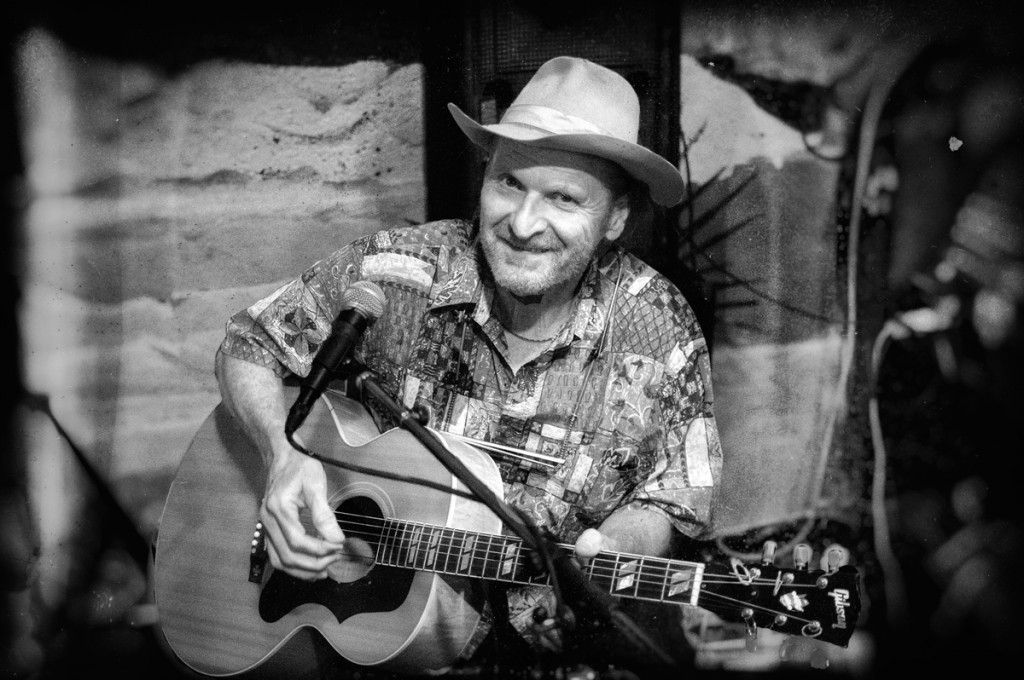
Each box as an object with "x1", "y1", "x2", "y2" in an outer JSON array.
[
  {"x1": 348, "y1": 368, "x2": 676, "y2": 674},
  {"x1": 351, "y1": 369, "x2": 549, "y2": 559},
  {"x1": 349, "y1": 370, "x2": 582, "y2": 659}
]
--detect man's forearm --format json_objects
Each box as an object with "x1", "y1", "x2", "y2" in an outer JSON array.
[{"x1": 214, "y1": 349, "x2": 291, "y2": 466}]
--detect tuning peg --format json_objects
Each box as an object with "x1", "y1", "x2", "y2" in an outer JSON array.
[
  {"x1": 761, "y1": 540, "x2": 778, "y2": 565},
  {"x1": 820, "y1": 544, "x2": 850, "y2": 573},
  {"x1": 741, "y1": 607, "x2": 758, "y2": 652},
  {"x1": 793, "y1": 543, "x2": 813, "y2": 570}
]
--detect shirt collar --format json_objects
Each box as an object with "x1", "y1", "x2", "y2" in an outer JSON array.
[{"x1": 427, "y1": 242, "x2": 484, "y2": 308}]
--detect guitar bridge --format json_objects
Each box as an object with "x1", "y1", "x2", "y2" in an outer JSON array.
[{"x1": 249, "y1": 521, "x2": 269, "y2": 583}]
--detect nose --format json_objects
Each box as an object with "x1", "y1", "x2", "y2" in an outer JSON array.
[{"x1": 508, "y1": 193, "x2": 548, "y2": 241}]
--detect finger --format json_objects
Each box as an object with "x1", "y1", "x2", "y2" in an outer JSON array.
[
  {"x1": 269, "y1": 541, "x2": 331, "y2": 581},
  {"x1": 309, "y1": 495, "x2": 346, "y2": 546},
  {"x1": 574, "y1": 528, "x2": 605, "y2": 560},
  {"x1": 267, "y1": 495, "x2": 343, "y2": 558},
  {"x1": 261, "y1": 510, "x2": 342, "y2": 578},
  {"x1": 266, "y1": 537, "x2": 282, "y2": 570}
]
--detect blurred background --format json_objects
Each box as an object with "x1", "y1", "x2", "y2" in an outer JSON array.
[{"x1": 2, "y1": 1, "x2": 1022, "y2": 678}]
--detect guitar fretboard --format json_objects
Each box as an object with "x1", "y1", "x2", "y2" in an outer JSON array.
[{"x1": 374, "y1": 517, "x2": 703, "y2": 607}]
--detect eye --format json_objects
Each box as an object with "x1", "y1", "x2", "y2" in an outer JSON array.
[
  {"x1": 551, "y1": 191, "x2": 578, "y2": 206},
  {"x1": 500, "y1": 174, "x2": 523, "y2": 190}
]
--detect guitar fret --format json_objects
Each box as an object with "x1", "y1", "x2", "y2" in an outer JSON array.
[
  {"x1": 424, "y1": 526, "x2": 440, "y2": 569},
  {"x1": 635, "y1": 557, "x2": 665, "y2": 601},
  {"x1": 612, "y1": 554, "x2": 637, "y2": 594},
  {"x1": 586, "y1": 555, "x2": 606, "y2": 593},
  {"x1": 389, "y1": 521, "x2": 404, "y2": 566},
  {"x1": 386, "y1": 519, "x2": 403, "y2": 567},
  {"x1": 418, "y1": 525, "x2": 432, "y2": 570},
  {"x1": 406, "y1": 524, "x2": 423, "y2": 568},
  {"x1": 373, "y1": 515, "x2": 703, "y2": 609},
  {"x1": 401, "y1": 522, "x2": 416, "y2": 567},
  {"x1": 440, "y1": 528, "x2": 456, "y2": 574},
  {"x1": 480, "y1": 534, "x2": 497, "y2": 580},
  {"x1": 459, "y1": 534, "x2": 477, "y2": 574},
  {"x1": 660, "y1": 560, "x2": 670, "y2": 601},
  {"x1": 381, "y1": 520, "x2": 393, "y2": 567},
  {"x1": 630, "y1": 557, "x2": 655, "y2": 602},
  {"x1": 469, "y1": 532, "x2": 484, "y2": 576},
  {"x1": 376, "y1": 519, "x2": 391, "y2": 565},
  {"x1": 500, "y1": 540, "x2": 518, "y2": 581},
  {"x1": 498, "y1": 536, "x2": 514, "y2": 580},
  {"x1": 667, "y1": 566, "x2": 696, "y2": 602},
  {"x1": 469, "y1": 533, "x2": 484, "y2": 578},
  {"x1": 416, "y1": 525, "x2": 428, "y2": 569},
  {"x1": 396, "y1": 520, "x2": 408, "y2": 567}
]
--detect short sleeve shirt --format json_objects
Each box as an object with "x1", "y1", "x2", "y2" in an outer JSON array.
[{"x1": 221, "y1": 219, "x2": 722, "y2": 544}]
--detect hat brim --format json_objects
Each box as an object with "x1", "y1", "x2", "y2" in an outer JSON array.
[{"x1": 448, "y1": 103, "x2": 685, "y2": 208}]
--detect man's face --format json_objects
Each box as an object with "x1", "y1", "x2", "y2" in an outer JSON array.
[{"x1": 478, "y1": 140, "x2": 629, "y2": 299}]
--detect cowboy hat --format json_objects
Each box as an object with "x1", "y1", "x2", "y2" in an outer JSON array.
[{"x1": 448, "y1": 56, "x2": 685, "y2": 207}]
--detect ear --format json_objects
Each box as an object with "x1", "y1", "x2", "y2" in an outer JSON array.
[{"x1": 602, "y1": 195, "x2": 631, "y2": 242}]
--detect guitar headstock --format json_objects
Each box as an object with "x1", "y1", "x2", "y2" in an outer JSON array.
[{"x1": 697, "y1": 543, "x2": 862, "y2": 649}]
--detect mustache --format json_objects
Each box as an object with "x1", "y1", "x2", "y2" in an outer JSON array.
[{"x1": 492, "y1": 221, "x2": 558, "y2": 252}]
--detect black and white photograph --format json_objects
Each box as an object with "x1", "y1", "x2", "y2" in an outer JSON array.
[{"x1": 3, "y1": 1, "x2": 1022, "y2": 678}]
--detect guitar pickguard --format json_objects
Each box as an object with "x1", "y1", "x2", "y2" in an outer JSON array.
[{"x1": 259, "y1": 565, "x2": 414, "y2": 623}]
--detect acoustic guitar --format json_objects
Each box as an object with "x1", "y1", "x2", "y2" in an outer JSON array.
[{"x1": 153, "y1": 390, "x2": 861, "y2": 677}]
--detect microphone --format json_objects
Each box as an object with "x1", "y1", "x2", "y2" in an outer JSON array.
[{"x1": 285, "y1": 280, "x2": 386, "y2": 436}]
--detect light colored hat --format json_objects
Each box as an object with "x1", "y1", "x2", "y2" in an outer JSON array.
[{"x1": 448, "y1": 56, "x2": 685, "y2": 207}]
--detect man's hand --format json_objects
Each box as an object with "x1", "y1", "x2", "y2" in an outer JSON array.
[
  {"x1": 215, "y1": 351, "x2": 368, "y2": 582},
  {"x1": 573, "y1": 527, "x2": 619, "y2": 561},
  {"x1": 260, "y1": 445, "x2": 347, "y2": 580}
]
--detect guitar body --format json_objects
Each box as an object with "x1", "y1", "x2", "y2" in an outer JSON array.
[{"x1": 154, "y1": 391, "x2": 504, "y2": 677}]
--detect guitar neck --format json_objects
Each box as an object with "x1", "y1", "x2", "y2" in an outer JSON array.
[{"x1": 373, "y1": 516, "x2": 705, "y2": 607}]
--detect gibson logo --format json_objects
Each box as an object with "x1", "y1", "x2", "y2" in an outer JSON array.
[{"x1": 829, "y1": 589, "x2": 851, "y2": 629}]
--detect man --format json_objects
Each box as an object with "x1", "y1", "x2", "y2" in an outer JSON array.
[{"x1": 215, "y1": 56, "x2": 722, "y2": 673}]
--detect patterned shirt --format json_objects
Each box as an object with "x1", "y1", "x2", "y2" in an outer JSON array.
[
  {"x1": 219, "y1": 219, "x2": 723, "y2": 645},
  {"x1": 222, "y1": 218, "x2": 721, "y2": 539}
]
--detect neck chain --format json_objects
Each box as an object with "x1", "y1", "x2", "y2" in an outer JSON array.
[{"x1": 502, "y1": 323, "x2": 561, "y2": 344}]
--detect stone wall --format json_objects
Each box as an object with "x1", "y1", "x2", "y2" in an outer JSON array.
[{"x1": 15, "y1": 30, "x2": 427, "y2": 534}]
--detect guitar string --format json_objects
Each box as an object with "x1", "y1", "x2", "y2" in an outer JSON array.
[
  {"x1": 311, "y1": 515, "x2": 841, "y2": 629},
  {"x1": 331, "y1": 510, "x2": 828, "y2": 578},
  {"x1": 197, "y1": 491, "x2": 847, "y2": 622},
  {"x1": 688, "y1": 592, "x2": 825, "y2": 627},
  {"x1": 329, "y1": 511, "x2": 834, "y2": 585},
  {"x1": 329, "y1": 511, "x2": 844, "y2": 591},
  {"x1": 313, "y1": 541, "x2": 827, "y2": 629},
  {"x1": 333, "y1": 528, "x2": 826, "y2": 595}
]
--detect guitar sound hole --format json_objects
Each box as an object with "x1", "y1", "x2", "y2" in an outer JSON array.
[{"x1": 325, "y1": 496, "x2": 383, "y2": 583}]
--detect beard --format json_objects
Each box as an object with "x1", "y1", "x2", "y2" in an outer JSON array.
[{"x1": 478, "y1": 221, "x2": 600, "y2": 298}]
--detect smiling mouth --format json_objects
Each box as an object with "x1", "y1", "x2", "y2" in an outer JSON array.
[{"x1": 501, "y1": 237, "x2": 554, "y2": 254}]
